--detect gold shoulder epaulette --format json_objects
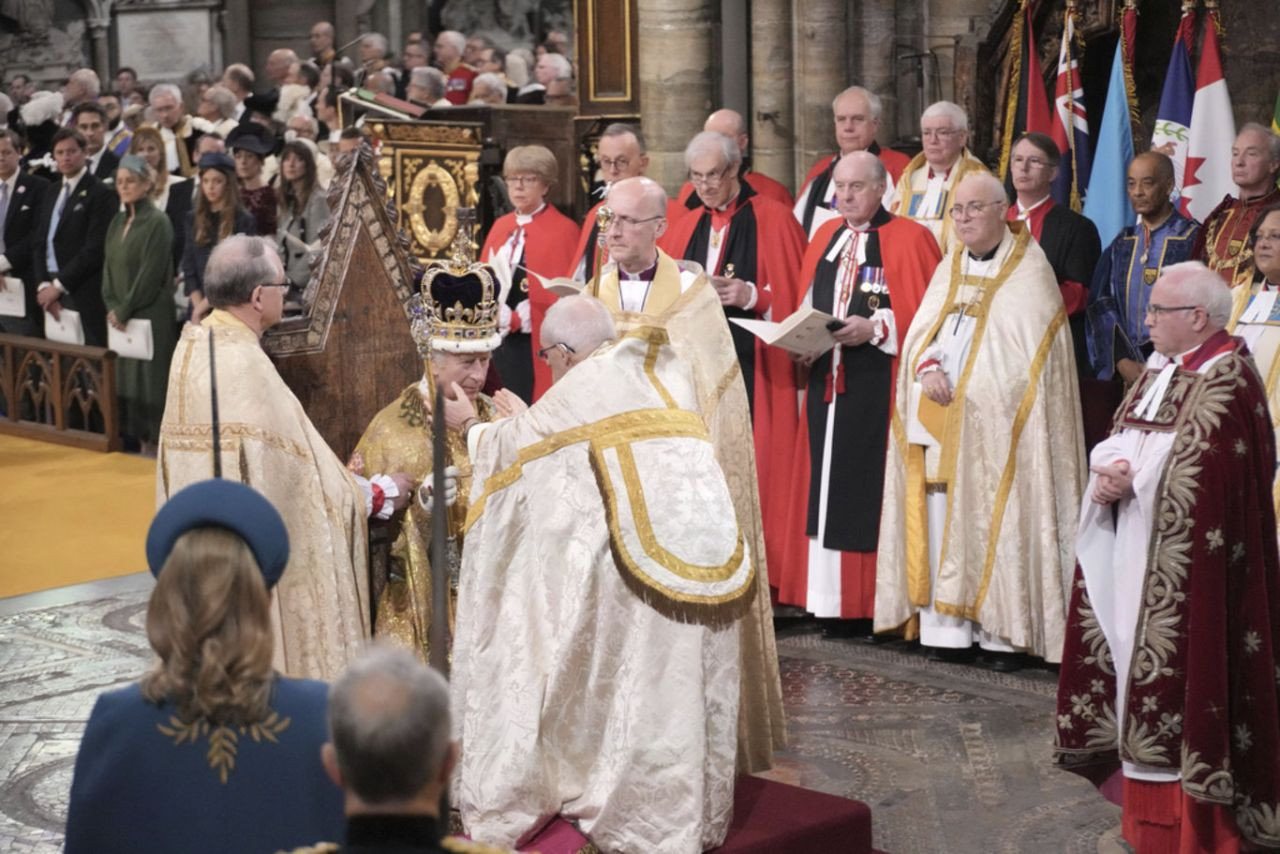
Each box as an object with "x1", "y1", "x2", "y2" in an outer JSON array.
[
  {"x1": 442, "y1": 835, "x2": 516, "y2": 854},
  {"x1": 276, "y1": 843, "x2": 339, "y2": 854}
]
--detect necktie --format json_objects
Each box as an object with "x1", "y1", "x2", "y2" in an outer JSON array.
[
  {"x1": 46, "y1": 182, "x2": 71, "y2": 276},
  {"x1": 0, "y1": 182, "x2": 9, "y2": 255}
]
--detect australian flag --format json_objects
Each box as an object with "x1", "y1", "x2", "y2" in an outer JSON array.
[
  {"x1": 1050, "y1": 10, "x2": 1092, "y2": 210},
  {"x1": 1150, "y1": 7, "x2": 1196, "y2": 200}
]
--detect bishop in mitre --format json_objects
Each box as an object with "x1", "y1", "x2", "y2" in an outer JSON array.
[
  {"x1": 351, "y1": 225, "x2": 519, "y2": 660},
  {"x1": 586, "y1": 175, "x2": 786, "y2": 771},
  {"x1": 876, "y1": 173, "x2": 1085, "y2": 667},
  {"x1": 446, "y1": 295, "x2": 751, "y2": 854},
  {"x1": 158, "y1": 236, "x2": 412, "y2": 679}
]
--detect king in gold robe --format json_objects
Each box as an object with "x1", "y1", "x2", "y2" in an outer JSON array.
[
  {"x1": 351, "y1": 382, "x2": 495, "y2": 660},
  {"x1": 876, "y1": 223, "x2": 1086, "y2": 661},
  {"x1": 593, "y1": 247, "x2": 787, "y2": 772},
  {"x1": 158, "y1": 310, "x2": 369, "y2": 679}
]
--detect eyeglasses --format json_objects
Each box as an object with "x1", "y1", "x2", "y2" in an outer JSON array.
[
  {"x1": 1254, "y1": 230, "x2": 1280, "y2": 245},
  {"x1": 1011, "y1": 155, "x2": 1051, "y2": 170},
  {"x1": 1144, "y1": 304, "x2": 1200, "y2": 319},
  {"x1": 598, "y1": 156, "x2": 631, "y2": 171},
  {"x1": 948, "y1": 200, "x2": 1005, "y2": 220},
  {"x1": 260, "y1": 281, "x2": 291, "y2": 292},
  {"x1": 688, "y1": 165, "x2": 730, "y2": 186},
  {"x1": 537, "y1": 341, "x2": 576, "y2": 361},
  {"x1": 921, "y1": 127, "x2": 959, "y2": 140},
  {"x1": 504, "y1": 175, "x2": 542, "y2": 187},
  {"x1": 607, "y1": 214, "x2": 664, "y2": 231}
]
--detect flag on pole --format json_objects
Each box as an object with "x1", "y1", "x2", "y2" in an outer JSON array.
[
  {"x1": 1082, "y1": 32, "x2": 1136, "y2": 248},
  {"x1": 1272, "y1": 90, "x2": 1280, "y2": 136},
  {"x1": 1180, "y1": 6, "x2": 1236, "y2": 222},
  {"x1": 1049, "y1": 2, "x2": 1091, "y2": 210},
  {"x1": 1150, "y1": 3, "x2": 1196, "y2": 201},
  {"x1": 998, "y1": 0, "x2": 1053, "y2": 181}
]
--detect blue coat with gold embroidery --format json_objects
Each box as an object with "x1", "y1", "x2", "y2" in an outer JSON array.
[
  {"x1": 1085, "y1": 211, "x2": 1199, "y2": 379},
  {"x1": 65, "y1": 677, "x2": 343, "y2": 854}
]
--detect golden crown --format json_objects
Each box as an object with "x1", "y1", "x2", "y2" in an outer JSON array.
[{"x1": 409, "y1": 209, "x2": 502, "y2": 356}]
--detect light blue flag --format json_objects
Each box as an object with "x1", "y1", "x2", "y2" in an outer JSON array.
[{"x1": 1082, "y1": 42, "x2": 1135, "y2": 249}]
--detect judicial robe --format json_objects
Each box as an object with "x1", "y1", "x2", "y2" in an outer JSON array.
[
  {"x1": 794, "y1": 143, "x2": 911, "y2": 236},
  {"x1": 1086, "y1": 212, "x2": 1199, "y2": 380},
  {"x1": 778, "y1": 211, "x2": 939, "y2": 619},
  {"x1": 1054, "y1": 336, "x2": 1280, "y2": 850},
  {"x1": 480, "y1": 204, "x2": 579, "y2": 401},
  {"x1": 1192, "y1": 186, "x2": 1280, "y2": 287},
  {"x1": 675, "y1": 168, "x2": 794, "y2": 209},
  {"x1": 568, "y1": 196, "x2": 686, "y2": 282},
  {"x1": 661, "y1": 181, "x2": 808, "y2": 590}
]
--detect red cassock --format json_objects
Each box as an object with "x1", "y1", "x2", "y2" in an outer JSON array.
[
  {"x1": 660, "y1": 185, "x2": 808, "y2": 590},
  {"x1": 799, "y1": 145, "x2": 911, "y2": 193},
  {"x1": 480, "y1": 205, "x2": 580, "y2": 399},
  {"x1": 776, "y1": 215, "x2": 939, "y2": 617},
  {"x1": 567, "y1": 197, "x2": 687, "y2": 281},
  {"x1": 675, "y1": 169, "x2": 794, "y2": 209}
]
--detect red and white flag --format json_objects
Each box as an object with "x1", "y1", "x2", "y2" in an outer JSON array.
[{"x1": 1180, "y1": 10, "x2": 1236, "y2": 222}]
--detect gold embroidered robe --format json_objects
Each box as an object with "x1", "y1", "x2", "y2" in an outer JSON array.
[
  {"x1": 594, "y1": 249, "x2": 787, "y2": 772},
  {"x1": 888, "y1": 149, "x2": 990, "y2": 255},
  {"x1": 875, "y1": 225, "x2": 1086, "y2": 660},
  {"x1": 454, "y1": 333, "x2": 751, "y2": 853},
  {"x1": 157, "y1": 310, "x2": 369, "y2": 679},
  {"x1": 352, "y1": 384, "x2": 494, "y2": 661}
]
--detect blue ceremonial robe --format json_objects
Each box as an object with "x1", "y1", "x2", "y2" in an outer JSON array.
[
  {"x1": 65, "y1": 677, "x2": 344, "y2": 854},
  {"x1": 1086, "y1": 212, "x2": 1199, "y2": 379}
]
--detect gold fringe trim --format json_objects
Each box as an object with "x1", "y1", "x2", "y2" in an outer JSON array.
[{"x1": 998, "y1": 0, "x2": 1029, "y2": 181}]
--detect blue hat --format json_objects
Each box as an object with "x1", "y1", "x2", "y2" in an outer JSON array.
[
  {"x1": 197, "y1": 151, "x2": 236, "y2": 175},
  {"x1": 146, "y1": 480, "x2": 290, "y2": 588}
]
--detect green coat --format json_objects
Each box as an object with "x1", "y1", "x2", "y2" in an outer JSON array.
[{"x1": 101, "y1": 198, "x2": 176, "y2": 443}]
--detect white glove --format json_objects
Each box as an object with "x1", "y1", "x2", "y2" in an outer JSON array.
[
  {"x1": 515, "y1": 299, "x2": 531, "y2": 333},
  {"x1": 498, "y1": 302, "x2": 513, "y2": 337},
  {"x1": 417, "y1": 465, "x2": 460, "y2": 514}
]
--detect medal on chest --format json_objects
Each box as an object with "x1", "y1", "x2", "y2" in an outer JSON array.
[{"x1": 857, "y1": 266, "x2": 887, "y2": 311}]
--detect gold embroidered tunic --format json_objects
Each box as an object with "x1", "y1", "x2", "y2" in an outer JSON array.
[{"x1": 352, "y1": 383, "x2": 494, "y2": 661}]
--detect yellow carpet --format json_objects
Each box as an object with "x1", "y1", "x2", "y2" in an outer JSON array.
[{"x1": 0, "y1": 434, "x2": 156, "y2": 598}]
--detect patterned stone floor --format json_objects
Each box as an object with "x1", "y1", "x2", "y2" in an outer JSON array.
[{"x1": 0, "y1": 576, "x2": 1117, "y2": 853}]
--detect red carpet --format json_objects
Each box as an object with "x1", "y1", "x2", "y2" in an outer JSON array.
[{"x1": 511, "y1": 775, "x2": 874, "y2": 853}]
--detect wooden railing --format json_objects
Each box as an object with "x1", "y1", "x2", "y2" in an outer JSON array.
[{"x1": 0, "y1": 334, "x2": 121, "y2": 452}]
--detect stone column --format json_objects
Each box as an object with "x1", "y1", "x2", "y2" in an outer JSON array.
[
  {"x1": 791, "y1": 0, "x2": 846, "y2": 184},
  {"x1": 637, "y1": 0, "x2": 716, "y2": 194},
  {"x1": 750, "y1": 0, "x2": 794, "y2": 191},
  {"x1": 86, "y1": 0, "x2": 111, "y2": 80},
  {"x1": 851, "y1": 0, "x2": 900, "y2": 145}
]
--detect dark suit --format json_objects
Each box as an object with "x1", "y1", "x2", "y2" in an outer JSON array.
[
  {"x1": 33, "y1": 170, "x2": 117, "y2": 345},
  {"x1": 0, "y1": 171, "x2": 50, "y2": 336},
  {"x1": 91, "y1": 148, "x2": 120, "y2": 184}
]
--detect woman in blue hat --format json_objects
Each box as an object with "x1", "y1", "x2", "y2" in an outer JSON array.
[{"x1": 63, "y1": 480, "x2": 345, "y2": 854}]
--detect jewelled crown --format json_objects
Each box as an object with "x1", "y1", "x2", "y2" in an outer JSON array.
[{"x1": 409, "y1": 209, "x2": 502, "y2": 356}]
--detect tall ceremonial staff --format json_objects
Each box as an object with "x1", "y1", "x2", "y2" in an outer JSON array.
[{"x1": 588, "y1": 204, "x2": 614, "y2": 298}]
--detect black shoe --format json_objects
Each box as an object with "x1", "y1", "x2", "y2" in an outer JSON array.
[
  {"x1": 822, "y1": 618, "x2": 873, "y2": 639},
  {"x1": 925, "y1": 645, "x2": 975, "y2": 664},
  {"x1": 981, "y1": 651, "x2": 1026, "y2": 672}
]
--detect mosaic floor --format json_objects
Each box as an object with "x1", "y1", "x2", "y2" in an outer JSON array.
[{"x1": 0, "y1": 576, "x2": 1117, "y2": 853}]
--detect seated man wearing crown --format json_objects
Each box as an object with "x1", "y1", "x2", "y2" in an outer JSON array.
[{"x1": 350, "y1": 231, "x2": 519, "y2": 662}]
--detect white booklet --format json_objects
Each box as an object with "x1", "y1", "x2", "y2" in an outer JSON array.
[
  {"x1": 44, "y1": 308, "x2": 84, "y2": 345},
  {"x1": 0, "y1": 277, "x2": 24, "y2": 317},
  {"x1": 108, "y1": 318, "x2": 154, "y2": 361},
  {"x1": 730, "y1": 306, "x2": 839, "y2": 356}
]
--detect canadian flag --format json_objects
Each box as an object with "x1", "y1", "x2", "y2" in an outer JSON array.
[{"x1": 1180, "y1": 11, "x2": 1236, "y2": 222}]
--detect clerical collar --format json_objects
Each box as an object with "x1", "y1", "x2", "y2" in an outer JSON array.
[
  {"x1": 515, "y1": 203, "x2": 546, "y2": 226},
  {"x1": 1263, "y1": 280, "x2": 1279, "y2": 292},
  {"x1": 619, "y1": 258, "x2": 658, "y2": 281},
  {"x1": 967, "y1": 243, "x2": 1000, "y2": 262}
]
